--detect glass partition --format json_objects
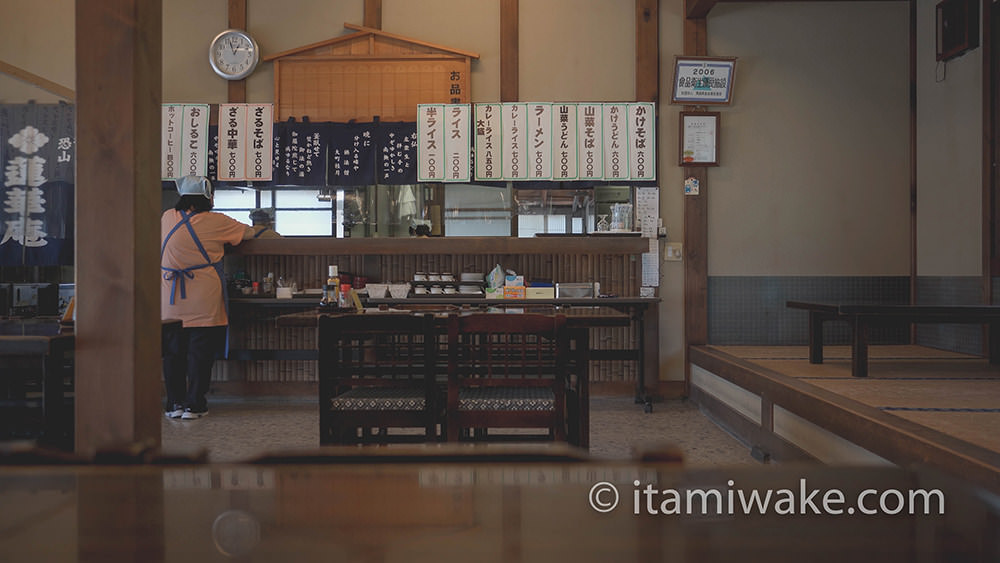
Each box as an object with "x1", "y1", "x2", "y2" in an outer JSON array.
[{"x1": 211, "y1": 183, "x2": 637, "y2": 238}]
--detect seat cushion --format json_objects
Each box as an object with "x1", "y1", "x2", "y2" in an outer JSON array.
[
  {"x1": 330, "y1": 388, "x2": 426, "y2": 411},
  {"x1": 459, "y1": 387, "x2": 554, "y2": 411}
]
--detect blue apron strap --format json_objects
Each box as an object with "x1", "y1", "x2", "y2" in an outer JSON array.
[
  {"x1": 161, "y1": 211, "x2": 202, "y2": 305},
  {"x1": 253, "y1": 227, "x2": 269, "y2": 238}
]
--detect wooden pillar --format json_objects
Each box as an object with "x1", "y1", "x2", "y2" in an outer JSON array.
[
  {"x1": 636, "y1": 0, "x2": 659, "y2": 393},
  {"x1": 682, "y1": 11, "x2": 708, "y2": 394},
  {"x1": 635, "y1": 0, "x2": 659, "y2": 103},
  {"x1": 500, "y1": 0, "x2": 519, "y2": 102},
  {"x1": 228, "y1": 0, "x2": 248, "y2": 103},
  {"x1": 75, "y1": 0, "x2": 162, "y2": 455},
  {"x1": 364, "y1": 0, "x2": 382, "y2": 29}
]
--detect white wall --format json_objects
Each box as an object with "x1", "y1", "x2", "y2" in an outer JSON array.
[
  {"x1": 0, "y1": 0, "x2": 74, "y2": 103},
  {"x1": 915, "y1": 0, "x2": 983, "y2": 277},
  {"x1": 705, "y1": 2, "x2": 911, "y2": 276}
]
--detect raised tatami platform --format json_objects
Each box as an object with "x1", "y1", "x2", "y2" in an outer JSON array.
[{"x1": 689, "y1": 345, "x2": 1000, "y2": 493}]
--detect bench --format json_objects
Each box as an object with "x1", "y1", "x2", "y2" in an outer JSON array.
[{"x1": 786, "y1": 301, "x2": 1000, "y2": 377}]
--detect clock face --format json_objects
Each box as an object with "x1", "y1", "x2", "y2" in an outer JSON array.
[{"x1": 209, "y1": 30, "x2": 260, "y2": 80}]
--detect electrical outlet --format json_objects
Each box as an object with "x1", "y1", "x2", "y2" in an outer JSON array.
[{"x1": 664, "y1": 243, "x2": 683, "y2": 261}]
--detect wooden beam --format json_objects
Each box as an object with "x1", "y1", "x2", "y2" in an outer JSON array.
[
  {"x1": 75, "y1": 0, "x2": 162, "y2": 455},
  {"x1": 500, "y1": 0, "x2": 519, "y2": 102},
  {"x1": 635, "y1": 0, "x2": 659, "y2": 103},
  {"x1": 227, "y1": 0, "x2": 247, "y2": 103},
  {"x1": 686, "y1": 0, "x2": 718, "y2": 19},
  {"x1": 364, "y1": 0, "x2": 382, "y2": 29},
  {"x1": 0, "y1": 59, "x2": 75, "y2": 101},
  {"x1": 910, "y1": 0, "x2": 917, "y2": 315},
  {"x1": 682, "y1": 10, "x2": 709, "y2": 396}
]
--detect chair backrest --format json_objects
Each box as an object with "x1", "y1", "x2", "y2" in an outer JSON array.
[
  {"x1": 447, "y1": 313, "x2": 568, "y2": 386},
  {"x1": 318, "y1": 313, "x2": 435, "y2": 387}
]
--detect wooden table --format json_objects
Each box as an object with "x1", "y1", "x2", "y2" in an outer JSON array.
[
  {"x1": 786, "y1": 301, "x2": 1000, "y2": 377},
  {"x1": 0, "y1": 457, "x2": 995, "y2": 561},
  {"x1": 0, "y1": 319, "x2": 181, "y2": 447},
  {"x1": 278, "y1": 306, "x2": 634, "y2": 448},
  {"x1": 0, "y1": 319, "x2": 74, "y2": 446}
]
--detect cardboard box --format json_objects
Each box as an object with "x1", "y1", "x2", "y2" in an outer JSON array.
[
  {"x1": 504, "y1": 275, "x2": 524, "y2": 287},
  {"x1": 503, "y1": 286, "x2": 526, "y2": 299},
  {"x1": 485, "y1": 287, "x2": 504, "y2": 299},
  {"x1": 525, "y1": 287, "x2": 555, "y2": 299}
]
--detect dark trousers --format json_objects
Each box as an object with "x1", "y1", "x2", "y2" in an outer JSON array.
[{"x1": 162, "y1": 326, "x2": 226, "y2": 411}]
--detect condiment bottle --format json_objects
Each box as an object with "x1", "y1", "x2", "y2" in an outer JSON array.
[{"x1": 321, "y1": 265, "x2": 340, "y2": 306}]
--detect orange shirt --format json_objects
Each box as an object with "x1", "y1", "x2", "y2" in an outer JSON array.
[{"x1": 161, "y1": 210, "x2": 248, "y2": 327}]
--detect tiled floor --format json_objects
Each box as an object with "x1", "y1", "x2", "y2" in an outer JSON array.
[{"x1": 161, "y1": 394, "x2": 763, "y2": 466}]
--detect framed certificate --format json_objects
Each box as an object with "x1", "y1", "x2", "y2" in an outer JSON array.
[
  {"x1": 671, "y1": 56, "x2": 737, "y2": 105},
  {"x1": 679, "y1": 112, "x2": 719, "y2": 166}
]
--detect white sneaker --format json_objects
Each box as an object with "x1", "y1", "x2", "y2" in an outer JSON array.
[
  {"x1": 181, "y1": 408, "x2": 208, "y2": 420},
  {"x1": 165, "y1": 405, "x2": 184, "y2": 419}
]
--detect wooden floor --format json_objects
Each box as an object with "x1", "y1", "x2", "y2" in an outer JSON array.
[{"x1": 689, "y1": 344, "x2": 1000, "y2": 493}]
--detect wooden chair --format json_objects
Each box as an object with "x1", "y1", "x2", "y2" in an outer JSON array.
[
  {"x1": 318, "y1": 313, "x2": 438, "y2": 444},
  {"x1": 445, "y1": 313, "x2": 569, "y2": 442}
]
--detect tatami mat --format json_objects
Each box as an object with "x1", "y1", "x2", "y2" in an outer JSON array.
[{"x1": 711, "y1": 345, "x2": 1000, "y2": 457}]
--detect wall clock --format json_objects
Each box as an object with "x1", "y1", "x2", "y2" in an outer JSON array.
[{"x1": 209, "y1": 29, "x2": 260, "y2": 80}]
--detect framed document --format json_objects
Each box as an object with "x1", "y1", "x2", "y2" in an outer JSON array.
[
  {"x1": 679, "y1": 112, "x2": 719, "y2": 166},
  {"x1": 671, "y1": 56, "x2": 737, "y2": 105}
]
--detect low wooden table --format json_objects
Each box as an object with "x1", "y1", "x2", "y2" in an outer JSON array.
[
  {"x1": 786, "y1": 301, "x2": 1000, "y2": 377},
  {"x1": 277, "y1": 306, "x2": 634, "y2": 448}
]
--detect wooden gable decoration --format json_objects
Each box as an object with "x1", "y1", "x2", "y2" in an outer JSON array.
[{"x1": 263, "y1": 23, "x2": 479, "y2": 123}]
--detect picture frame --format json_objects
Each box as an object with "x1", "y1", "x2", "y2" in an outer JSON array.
[
  {"x1": 670, "y1": 56, "x2": 737, "y2": 105},
  {"x1": 679, "y1": 111, "x2": 720, "y2": 166}
]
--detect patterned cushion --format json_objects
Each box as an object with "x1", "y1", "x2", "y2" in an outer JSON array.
[
  {"x1": 459, "y1": 387, "x2": 554, "y2": 411},
  {"x1": 330, "y1": 388, "x2": 426, "y2": 411}
]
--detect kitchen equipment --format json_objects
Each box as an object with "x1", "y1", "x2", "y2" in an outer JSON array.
[{"x1": 555, "y1": 282, "x2": 597, "y2": 299}]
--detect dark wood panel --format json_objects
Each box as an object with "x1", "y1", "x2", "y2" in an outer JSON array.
[
  {"x1": 685, "y1": 0, "x2": 718, "y2": 19},
  {"x1": 636, "y1": 0, "x2": 659, "y2": 103},
  {"x1": 364, "y1": 0, "x2": 382, "y2": 29},
  {"x1": 227, "y1": 0, "x2": 247, "y2": 103},
  {"x1": 232, "y1": 236, "x2": 650, "y2": 256},
  {"x1": 500, "y1": 0, "x2": 518, "y2": 102}
]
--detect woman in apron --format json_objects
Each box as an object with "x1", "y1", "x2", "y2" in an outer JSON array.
[{"x1": 161, "y1": 175, "x2": 254, "y2": 419}]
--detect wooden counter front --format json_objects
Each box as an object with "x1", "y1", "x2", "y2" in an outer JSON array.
[{"x1": 230, "y1": 235, "x2": 650, "y2": 256}]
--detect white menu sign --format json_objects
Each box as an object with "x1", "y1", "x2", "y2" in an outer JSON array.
[
  {"x1": 161, "y1": 104, "x2": 182, "y2": 180},
  {"x1": 474, "y1": 104, "x2": 501, "y2": 181},
  {"x1": 526, "y1": 103, "x2": 552, "y2": 180},
  {"x1": 577, "y1": 103, "x2": 603, "y2": 180},
  {"x1": 552, "y1": 104, "x2": 578, "y2": 180},
  {"x1": 218, "y1": 103, "x2": 274, "y2": 182},
  {"x1": 417, "y1": 104, "x2": 444, "y2": 182},
  {"x1": 217, "y1": 104, "x2": 247, "y2": 182},
  {"x1": 180, "y1": 104, "x2": 209, "y2": 178},
  {"x1": 502, "y1": 103, "x2": 527, "y2": 180},
  {"x1": 161, "y1": 104, "x2": 209, "y2": 180},
  {"x1": 246, "y1": 104, "x2": 274, "y2": 181},
  {"x1": 628, "y1": 103, "x2": 655, "y2": 181},
  {"x1": 602, "y1": 103, "x2": 628, "y2": 181},
  {"x1": 443, "y1": 104, "x2": 470, "y2": 182}
]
